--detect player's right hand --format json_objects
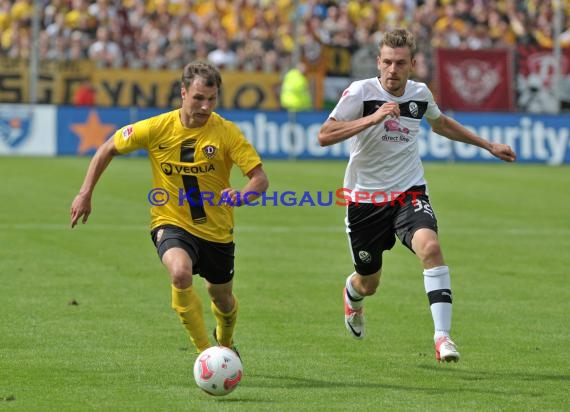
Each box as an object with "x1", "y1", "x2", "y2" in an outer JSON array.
[
  {"x1": 371, "y1": 101, "x2": 400, "y2": 124},
  {"x1": 70, "y1": 194, "x2": 92, "y2": 228}
]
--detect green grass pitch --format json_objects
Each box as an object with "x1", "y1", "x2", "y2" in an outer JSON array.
[{"x1": 1, "y1": 157, "x2": 568, "y2": 411}]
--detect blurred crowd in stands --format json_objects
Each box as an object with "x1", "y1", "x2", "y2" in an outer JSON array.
[{"x1": 1, "y1": 0, "x2": 570, "y2": 82}]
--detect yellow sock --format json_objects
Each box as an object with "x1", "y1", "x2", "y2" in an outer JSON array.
[
  {"x1": 171, "y1": 285, "x2": 210, "y2": 352},
  {"x1": 211, "y1": 296, "x2": 238, "y2": 347}
]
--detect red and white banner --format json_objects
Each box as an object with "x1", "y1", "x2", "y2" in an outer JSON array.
[
  {"x1": 435, "y1": 49, "x2": 514, "y2": 111},
  {"x1": 516, "y1": 45, "x2": 570, "y2": 113}
]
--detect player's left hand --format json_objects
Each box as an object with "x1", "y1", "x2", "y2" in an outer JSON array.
[
  {"x1": 490, "y1": 143, "x2": 516, "y2": 162},
  {"x1": 221, "y1": 188, "x2": 240, "y2": 207}
]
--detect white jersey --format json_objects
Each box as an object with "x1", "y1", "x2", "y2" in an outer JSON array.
[{"x1": 329, "y1": 78, "x2": 441, "y2": 201}]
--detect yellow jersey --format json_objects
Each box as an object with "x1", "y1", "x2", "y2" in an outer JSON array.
[{"x1": 113, "y1": 109, "x2": 262, "y2": 243}]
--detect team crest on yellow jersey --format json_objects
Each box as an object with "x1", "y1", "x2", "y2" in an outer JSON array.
[{"x1": 202, "y1": 145, "x2": 218, "y2": 159}]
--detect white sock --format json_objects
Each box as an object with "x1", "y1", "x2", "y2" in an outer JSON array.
[
  {"x1": 345, "y1": 273, "x2": 363, "y2": 309},
  {"x1": 423, "y1": 266, "x2": 452, "y2": 343}
]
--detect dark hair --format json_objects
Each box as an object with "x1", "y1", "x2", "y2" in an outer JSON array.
[
  {"x1": 379, "y1": 29, "x2": 417, "y2": 57},
  {"x1": 181, "y1": 61, "x2": 222, "y2": 89}
]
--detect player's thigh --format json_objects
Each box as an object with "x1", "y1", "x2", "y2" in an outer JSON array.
[
  {"x1": 346, "y1": 202, "x2": 396, "y2": 275},
  {"x1": 151, "y1": 225, "x2": 199, "y2": 281},
  {"x1": 394, "y1": 185, "x2": 439, "y2": 252},
  {"x1": 197, "y1": 239, "x2": 235, "y2": 285},
  {"x1": 151, "y1": 225, "x2": 199, "y2": 262}
]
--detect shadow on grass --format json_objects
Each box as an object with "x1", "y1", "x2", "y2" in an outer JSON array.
[
  {"x1": 242, "y1": 370, "x2": 562, "y2": 399},
  {"x1": 201, "y1": 397, "x2": 275, "y2": 404},
  {"x1": 245, "y1": 372, "x2": 443, "y2": 392},
  {"x1": 417, "y1": 364, "x2": 570, "y2": 382}
]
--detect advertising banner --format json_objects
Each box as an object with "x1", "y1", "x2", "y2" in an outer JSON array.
[
  {"x1": 0, "y1": 58, "x2": 93, "y2": 105},
  {"x1": 517, "y1": 45, "x2": 570, "y2": 113},
  {"x1": 228, "y1": 110, "x2": 570, "y2": 165},
  {"x1": 419, "y1": 112, "x2": 569, "y2": 165},
  {"x1": 57, "y1": 106, "x2": 161, "y2": 155},
  {"x1": 92, "y1": 69, "x2": 282, "y2": 110},
  {"x1": 435, "y1": 49, "x2": 514, "y2": 111},
  {"x1": 0, "y1": 104, "x2": 56, "y2": 155},
  {"x1": 55, "y1": 107, "x2": 570, "y2": 164},
  {"x1": 0, "y1": 58, "x2": 282, "y2": 110}
]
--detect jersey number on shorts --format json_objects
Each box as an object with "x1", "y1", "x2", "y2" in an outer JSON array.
[
  {"x1": 180, "y1": 139, "x2": 207, "y2": 224},
  {"x1": 413, "y1": 199, "x2": 434, "y2": 218}
]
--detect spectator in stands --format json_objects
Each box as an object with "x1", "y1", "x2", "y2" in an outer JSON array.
[
  {"x1": 45, "y1": 33, "x2": 67, "y2": 60},
  {"x1": 144, "y1": 39, "x2": 167, "y2": 70},
  {"x1": 10, "y1": 0, "x2": 32, "y2": 25},
  {"x1": 1, "y1": 0, "x2": 568, "y2": 104},
  {"x1": 73, "y1": 79, "x2": 96, "y2": 106},
  {"x1": 88, "y1": 26, "x2": 122, "y2": 68},
  {"x1": 88, "y1": 0, "x2": 117, "y2": 27},
  {"x1": 65, "y1": 0, "x2": 96, "y2": 34},
  {"x1": 262, "y1": 48, "x2": 281, "y2": 73},
  {"x1": 207, "y1": 37, "x2": 238, "y2": 69},
  {"x1": 351, "y1": 32, "x2": 381, "y2": 79},
  {"x1": 6, "y1": 22, "x2": 31, "y2": 59},
  {"x1": 163, "y1": 31, "x2": 187, "y2": 70},
  {"x1": 487, "y1": 9, "x2": 517, "y2": 47},
  {"x1": 505, "y1": 3, "x2": 533, "y2": 45},
  {"x1": 560, "y1": 23, "x2": 570, "y2": 48},
  {"x1": 45, "y1": 11, "x2": 67, "y2": 40},
  {"x1": 1, "y1": 18, "x2": 18, "y2": 53},
  {"x1": 532, "y1": 11, "x2": 554, "y2": 48},
  {"x1": 0, "y1": 0, "x2": 12, "y2": 33},
  {"x1": 465, "y1": 23, "x2": 494, "y2": 50},
  {"x1": 321, "y1": 3, "x2": 344, "y2": 40},
  {"x1": 68, "y1": 30, "x2": 88, "y2": 60},
  {"x1": 280, "y1": 61, "x2": 313, "y2": 112}
]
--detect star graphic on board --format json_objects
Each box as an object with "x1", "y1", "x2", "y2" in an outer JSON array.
[{"x1": 70, "y1": 110, "x2": 115, "y2": 154}]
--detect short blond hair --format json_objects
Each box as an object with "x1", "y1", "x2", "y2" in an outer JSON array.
[{"x1": 379, "y1": 29, "x2": 417, "y2": 57}]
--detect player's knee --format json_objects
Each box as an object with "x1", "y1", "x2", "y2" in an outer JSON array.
[
  {"x1": 170, "y1": 265, "x2": 193, "y2": 289},
  {"x1": 419, "y1": 239, "x2": 442, "y2": 261}
]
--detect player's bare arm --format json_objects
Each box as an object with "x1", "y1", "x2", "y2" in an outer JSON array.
[
  {"x1": 428, "y1": 114, "x2": 516, "y2": 162},
  {"x1": 221, "y1": 165, "x2": 269, "y2": 206},
  {"x1": 70, "y1": 138, "x2": 120, "y2": 228},
  {"x1": 318, "y1": 102, "x2": 400, "y2": 147}
]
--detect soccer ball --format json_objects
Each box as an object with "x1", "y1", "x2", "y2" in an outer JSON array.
[{"x1": 193, "y1": 346, "x2": 243, "y2": 396}]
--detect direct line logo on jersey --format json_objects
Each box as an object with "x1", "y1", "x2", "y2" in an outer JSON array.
[{"x1": 147, "y1": 188, "x2": 425, "y2": 207}]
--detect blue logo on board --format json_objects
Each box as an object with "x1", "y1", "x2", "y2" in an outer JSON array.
[{"x1": 0, "y1": 107, "x2": 32, "y2": 148}]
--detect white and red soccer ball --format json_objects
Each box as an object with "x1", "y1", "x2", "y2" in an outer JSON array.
[{"x1": 193, "y1": 346, "x2": 243, "y2": 396}]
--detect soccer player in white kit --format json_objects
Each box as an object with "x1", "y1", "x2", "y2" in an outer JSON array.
[{"x1": 318, "y1": 28, "x2": 516, "y2": 362}]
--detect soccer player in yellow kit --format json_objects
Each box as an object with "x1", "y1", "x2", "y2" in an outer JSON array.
[{"x1": 70, "y1": 61, "x2": 269, "y2": 355}]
